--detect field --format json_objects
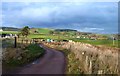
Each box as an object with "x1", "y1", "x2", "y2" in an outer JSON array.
[
  {"x1": 1, "y1": 29, "x2": 119, "y2": 74},
  {"x1": 28, "y1": 34, "x2": 119, "y2": 48},
  {"x1": 37, "y1": 28, "x2": 53, "y2": 34},
  {"x1": 0, "y1": 31, "x2": 19, "y2": 34},
  {"x1": 71, "y1": 38, "x2": 119, "y2": 48},
  {"x1": 28, "y1": 34, "x2": 68, "y2": 40},
  {"x1": 1, "y1": 29, "x2": 119, "y2": 48}
]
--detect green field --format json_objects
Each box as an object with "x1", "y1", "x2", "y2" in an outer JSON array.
[
  {"x1": 71, "y1": 38, "x2": 119, "y2": 48},
  {"x1": 1, "y1": 28, "x2": 52, "y2": 34},
  {"x1": 28, "y1": 34, "x2": 119, "y2": 48},
  {"x1": 28, "y1": 34, "x2": 68, "y2": 40},
  {"x1": 1, "y1": 30, "x2": 119, "y2": 48},
  {"x1": 37, "y1": 28, "x2": 53, "y2": 34},
  {"x1": 0, "y1": 31, "x2": 19, "y2": 34}
]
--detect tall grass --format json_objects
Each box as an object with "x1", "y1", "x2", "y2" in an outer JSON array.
[
  {"x1": 3, "y1": 43, "x2": 45, "y2": 67},
  {"x1": 43, "y1": 42, "x2": 119, "y2": 74}
]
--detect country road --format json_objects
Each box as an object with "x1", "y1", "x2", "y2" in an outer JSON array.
[{"x1": 3, "y1": 44, "x2": 66, "y2": 74}]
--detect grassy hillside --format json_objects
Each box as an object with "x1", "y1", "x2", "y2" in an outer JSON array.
[{"x1": 37, "y1": 28, "x2": 53, "y2": 34}]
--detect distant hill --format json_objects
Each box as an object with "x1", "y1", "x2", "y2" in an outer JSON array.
[
  {"x1": 55, "y1": 29, "x2": 77, "y2": 32},
  {"x1": 1, "y1": 27, "x2": 20, "y2": 31},
  {"x1": 1, "y1": 27, "x2": 96, "y2": 35}
]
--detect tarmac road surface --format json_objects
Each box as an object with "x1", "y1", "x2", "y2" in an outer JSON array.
[{"x1": 3, "y1": 44, "x2": 66, "y2": 74}]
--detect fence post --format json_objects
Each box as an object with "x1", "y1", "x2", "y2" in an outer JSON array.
[
  {"x1": 89, "y1": 60, "x2": 92, "y2": 74},
  {"x1": 22, "y1": 39, "x2": 23, "y2": 44},
  {"x1": 14, "y1": 37, "x2": 17, "y2": 48},
  {"x1": 85, "y1": 56, "x2": 89, "y2": 73},
  {"x1": 98, "y1": 70, "x2": 103, "y2": 74}
]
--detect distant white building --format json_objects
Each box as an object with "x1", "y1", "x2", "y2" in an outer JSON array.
[
  {"x1": 76, "y1": 36, "x2": 80, "y2": 38},
  {"x1": 69, "y1": 40, "x2": 73, "y2": 42},
  {"x1": 0, "y1": 29, "x2": 3, "y2": 32}
]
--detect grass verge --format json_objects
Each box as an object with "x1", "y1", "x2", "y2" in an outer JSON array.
[
  {"x1": 43, "y1": 43, "x2": 83, "y2": 74},
  {"x1": 3, "y1": 43, "x2": 45, "y2": 67}
]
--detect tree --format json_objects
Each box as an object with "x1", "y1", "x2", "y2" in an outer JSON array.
[
  {"x1": 21, "y1": 26, "x2": 30, "y2": 37},
  {"x1": 17, "y1": 32, "x2": 21, "y2": 38},
  {"x1": 49, "y1": 31, "x2": 54, "y2": 34}
]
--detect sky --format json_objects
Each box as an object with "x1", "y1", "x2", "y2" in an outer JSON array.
[{"x1": 1, "y1": 1, "x2": 118, "y2": 34}]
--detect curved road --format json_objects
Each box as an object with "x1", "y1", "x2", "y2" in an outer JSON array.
[{"x1": 8, "y1": 44, "x2": 66, "y2": 74}]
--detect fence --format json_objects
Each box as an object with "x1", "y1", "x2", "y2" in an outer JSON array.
[{"x1": 17, "y1": 38, "x2": 44, "y2": 44}]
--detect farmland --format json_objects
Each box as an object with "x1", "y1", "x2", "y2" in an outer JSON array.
[
  {"x1": 71, "y1": 39, "x2": 119, "y2": 48},
  {"x1": 1, "y1": 27, "x2": 119, "y2": 74},
  {"x1": 1, "y1": 28, "x2": 119, "y2": 48},
  {"x1": 28, "y1": 34, "x2": 67, "y2": 40},
  {"x1": 0, "y1": 31, "x2": 19, "y2": 34},
  {"x1": 37, "y1": 28, "x2": 53, "y2": 34}
]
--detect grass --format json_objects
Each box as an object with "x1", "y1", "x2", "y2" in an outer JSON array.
[
  {"x1": 3, "y1": 43, "x2": 45, "y2": 67},
  {"x1": 71, "y1": 38, "x2": 119, "y2": 48},
  {"x1": 0, "y1": 31, "x2": 19, "y2": 34},
  {"x1": 44, "y1": 42, "x2": 119, "y2": 74},
  {"x1": 26, "y1": 44, "x2": 45, "y2": 56},
  {"x1": 38, "y1": 28, "x2": 53, "y2": 34},
  {"x1": 20, "y1": 34, "x2": 120, "y2": 48},
  {"x1": 1, "y1": 30, "x2": 119, "y2": 48},
  {"x1": 43, "y1": 43, "x2": 83, "y2": 74},
  {"x1": 2, "y1": 38, "x2": 14, "y2": 48},
  {"x1": 28, "y1": 34, "x2": 68, "y2": 40}
]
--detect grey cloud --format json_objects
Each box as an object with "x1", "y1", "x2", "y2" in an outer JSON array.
[{"x1": 2, "y1": 2, "x2": 118, "y2": 34}]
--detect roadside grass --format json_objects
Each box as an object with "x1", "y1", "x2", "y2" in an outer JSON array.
[
  {"x1": 3, "y1": 43, "x2": 45, "y2": 67},
  {"x1": 59, "y1": 49, "x2": 83, "y2": 74},
  {"x1": 43, "y1": 43, "x2": 83, "y2": 74},
  {"x1": 26, "y1": 44, "x2": 45, "y2": 57},
  {"x1": 2, "y1": 38, "x2": 14, "y2": 48},
  {"x1": 43, "y1": 42, "x2": 119, "y2": 74}
]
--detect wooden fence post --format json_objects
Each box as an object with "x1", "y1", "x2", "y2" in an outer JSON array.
[
  {"x1": 85, "y1": 56, "x2": 89, "y2": 73},
  {"x1": 98, "y1": 70, "x2": 103, "y2": 74},
  {"x1": 14, "y1": 37, "x2": 17, "y2": 48},
  {"x1": 89, "y1": 60, "x2": 92, "y2": 74},
  {"x1": 22, "y1": 39, "x2": 23, "y2": 44}
]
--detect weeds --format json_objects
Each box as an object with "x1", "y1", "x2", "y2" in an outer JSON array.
[
  {"x1": 43, "y1": 42, "x2": 119, "y2": 74},
  {"x1": 3, "y1": 43, "x2": 45, "y2": 67}
]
